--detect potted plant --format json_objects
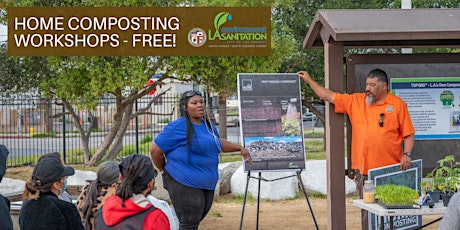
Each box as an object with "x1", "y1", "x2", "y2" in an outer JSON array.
[
  {"x1": 432, "y1": 155, "x2": 460, "y2": 206},
  {"x1": 421, "y1": 179, "x2": 441, "y2": 203},
  {"x1": 421, "y1": 168, "x2": 444, "y2": 203}
]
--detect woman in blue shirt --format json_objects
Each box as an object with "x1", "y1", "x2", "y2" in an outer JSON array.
[{"x1": 150, "y1": 90, "x2": 252, "y2": 230}]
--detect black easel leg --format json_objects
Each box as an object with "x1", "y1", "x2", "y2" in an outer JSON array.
[
  {"x1": 239, "y1": 171, "x2": 251, "y2": 230},
  {"x1": 256, "y1": 172, "x2": 261, "y2": 230},
  {"x1": 297, "y1": 171, "x2": 319, "y2": 230}
]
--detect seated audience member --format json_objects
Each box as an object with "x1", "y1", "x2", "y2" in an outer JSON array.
[
  {"x1": 77, "y1": 161, "x2": 120, "y2": 230},
  {"x1": 19, "y1": 157, "x2": 83, "y2": 230},
  {"x1": 439, "y1": 192, "x2": 460, "y2": 230},
  {"x1": 0, "y1": 145, "x2": 13, "y2": 230},
  {"x1": 94, "y1": 154, "x2": 170, "y2": 230}
]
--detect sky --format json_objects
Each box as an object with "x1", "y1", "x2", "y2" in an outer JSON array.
[{"x1": 0, "y1": 23, "x2": 6, "y2": 43}]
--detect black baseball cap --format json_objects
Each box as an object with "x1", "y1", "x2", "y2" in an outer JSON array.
[{"x1": 32, "y1": 157, "x2": 75, "y2": 185}]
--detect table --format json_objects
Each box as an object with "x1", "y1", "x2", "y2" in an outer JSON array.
[{"x1": 353, "y1": 199, "x2": 446, "y2": 230}]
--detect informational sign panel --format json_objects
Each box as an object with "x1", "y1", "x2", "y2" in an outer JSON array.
[
  {"x1": 368, "y1": 159, "x2": 422, "y2": 230},
  {"x1": 391, "y1": 77, "x2": 460, "y2": 140},
  {"x1": 237, "y1": 73, "x2": 306, "y2": 172}
]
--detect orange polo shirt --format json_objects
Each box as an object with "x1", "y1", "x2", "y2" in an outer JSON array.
[{"x1": 334, "y1": 91, "x2": 415, "y2": 175}]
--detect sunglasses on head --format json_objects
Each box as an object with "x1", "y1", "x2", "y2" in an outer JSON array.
[{"x1": 183, "y1": 90, "x2": 202, "y2": 98}]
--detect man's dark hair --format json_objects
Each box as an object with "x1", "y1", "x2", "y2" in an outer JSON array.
[{"x1": 367, "y1": 69, "x2": 388, "y2": 86}]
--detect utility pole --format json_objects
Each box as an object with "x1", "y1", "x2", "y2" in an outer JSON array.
[{"x1": 401, "y1": 0, "x2": 413, "y2": 54}]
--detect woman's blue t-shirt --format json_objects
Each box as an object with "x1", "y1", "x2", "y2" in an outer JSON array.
[{"x1": 154, "y1": 117, "x2": 222, "y2": 190}]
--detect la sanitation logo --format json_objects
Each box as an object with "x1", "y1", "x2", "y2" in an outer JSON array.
[{"x1": 8, "y1": 7, "x2": 271, "y2": 56}]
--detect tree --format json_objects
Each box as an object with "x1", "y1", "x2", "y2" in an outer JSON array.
[
  {"x1": 0, "y1": 0, "x2": 183, "y2": 166},
  {"x1": 168, "y1": 0, "x2": 296, "y2": 138}
]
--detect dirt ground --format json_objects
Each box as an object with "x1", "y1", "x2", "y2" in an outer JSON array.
[
  {"x1": 199, "y1": 194, "x2": 443, "y2": 230},
  {"x1": 5, "y1": 167, "x2": 443, "y2": 230}
]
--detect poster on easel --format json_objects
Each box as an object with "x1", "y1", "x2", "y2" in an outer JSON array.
[
  {"x1": 368, "y1": 159, "x2": 423, "y2": 230},
  {"x1": 237, "y1": 73, "x2": 306, "y2": 172}
]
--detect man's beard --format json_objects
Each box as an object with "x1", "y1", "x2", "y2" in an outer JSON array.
[{"x1": 366, "y1": 93, "x2": 375, "y2": 106}]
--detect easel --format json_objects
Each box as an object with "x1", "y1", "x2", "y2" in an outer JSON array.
[{"x1": 238, "y1": 170, "x2": 319, "y2": 230}]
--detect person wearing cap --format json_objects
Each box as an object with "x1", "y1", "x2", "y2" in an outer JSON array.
[
  {"x1": 150, "y1": 90, "x2": 253, "y2": 230},
  {"x1": 0, "y1": 145, "x2": 13, "y2": 230},
  {"x1": 298, "y1": 69, "x2": 415, "y2": 230},
  {"x1": 93, "y1": 153, "x2": 170, "y2": 230},
  {"x1": 38, "y1": 152, "x2": 73, "y2": 203},
  {"x1": 19, "y1": 157, "x2": 83, "y2": 230}
]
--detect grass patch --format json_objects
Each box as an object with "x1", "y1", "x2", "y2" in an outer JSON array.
[
  {"x1": 220, "y1": 153, "x2": 243, "y2": 163},
  {"x1": 31, "y1": 131, "x2": 57, "y2": 138},
  {"x1": 210, "y1": 211, "x2": 223, "y2": 217},
  {"x1": 303, "y1": 131, "x2": 324, "y2": 137}
]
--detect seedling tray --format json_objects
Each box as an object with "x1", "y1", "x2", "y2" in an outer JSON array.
[{"x1": 376, "y1": 200, "x2": 420, "y2": 209}]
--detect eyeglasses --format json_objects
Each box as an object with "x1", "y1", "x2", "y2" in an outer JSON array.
[
  {"x1": 183, "y1": 90, "x2": 202, "y2": 98},
  {"x1": 379, "y1": 113, "x2": 384, "y2": 127}
]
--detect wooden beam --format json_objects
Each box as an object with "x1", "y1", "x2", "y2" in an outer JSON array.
[{"x1": 324, "y1": 39, "x2": 346, "y2": 230}]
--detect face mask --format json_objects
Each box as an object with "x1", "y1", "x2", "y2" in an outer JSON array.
[{"x1": 60, "y1": 178, "x2": 68, "y2": 194}]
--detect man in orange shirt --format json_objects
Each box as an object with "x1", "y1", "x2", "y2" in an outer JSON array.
[{"x1": 299, "y1": 68, "x2": 415, "y2": 230}]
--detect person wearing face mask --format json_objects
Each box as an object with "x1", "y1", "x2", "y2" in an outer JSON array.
[
  {"x1": 150, "y1": 90, "x2": 253, "y2": 230},
  {"x1": 37, "y1": 152, "x2": 73, "y2": 203},
  {"x1": 19, "y1": 157, "x2": 83, "y2": 230},
  {"x1": 298, "y1": 69, "x2": 415, "y2": 230},
  {"x1": 93, "y1": 154, "x2": 170, "y2": 230}
]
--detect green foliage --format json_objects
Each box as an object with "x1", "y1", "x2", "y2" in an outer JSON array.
[
  {"x1": 432, "y1": 155, "x2": 460, "y2": 193},
  {"x1": 159, "y1": 118, "x2": 170, "y2": 124},
  {"x1": 304, "y1": 140, "x2": 324, "y2": 153},
  {"x1": 140, "y1": 134, "x2": 153, "y2": 144},
  {"x1": 210, "y1": 211, "x2": 223, "y2": 218},
  {"x1": 31, "y1": 131, "x2": 57, "y2": 138},
  {"x1": 375, "y1": 184, "x2": 419, "y2": 206}
]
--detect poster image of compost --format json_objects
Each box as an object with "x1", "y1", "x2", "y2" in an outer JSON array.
[{"x1": 237, "y1": 73, "x2": 306, "y2": 172}]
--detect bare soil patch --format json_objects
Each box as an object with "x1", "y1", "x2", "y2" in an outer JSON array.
[
  {"x1": 5, "y1": 167, "x2": 443, "y2": 230},
  {"x1": 200, "y1": 194, "x2": 442, "y2": 230}
]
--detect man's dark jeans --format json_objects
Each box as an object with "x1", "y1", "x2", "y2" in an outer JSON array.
[{"x1": 163, "y1": 170, "x2": 214, "y2": 230}]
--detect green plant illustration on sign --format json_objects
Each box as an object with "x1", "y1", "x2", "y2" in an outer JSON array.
[
  {"x1": 440, "y1": 90, "x2": 454, "y2": 106},
  {"x1": 214, "y1": 12, "x2": 231, "y2": 31}
]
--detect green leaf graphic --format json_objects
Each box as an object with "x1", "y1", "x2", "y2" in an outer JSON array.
[{"x1": 214, "y1": 12, "x2": 230, "y2": 30}]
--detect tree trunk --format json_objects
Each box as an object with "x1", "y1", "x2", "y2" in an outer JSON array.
[
  {"x1": 62, "y1": 100, "x2": 92, "y2": 163},
  {"x1": 105, "y1": 104, "x2": 133, "y2": 161},
  {"x1": 218, "y1": 95, "x2": 227, "y2": 140},
  {"x1": 86, "y1": 103, "x2": 133, "y2": 166},
  {"x1": 42, "y1": 98, "x2": 53, "y2": 133}
]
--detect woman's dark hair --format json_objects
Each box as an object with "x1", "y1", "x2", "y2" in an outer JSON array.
[
  {"x1": 179, "y1": 90, "x2": 215, "y2": 156},
  {"x1": 117, "y1": 154, "x2": 156, "y2": 205},
  {"x1": 22, "y1": 177, "x2": 53, "y2": 202},
  {"x1": 80, "y1": 161, "x2": 119, "y2": 230}
]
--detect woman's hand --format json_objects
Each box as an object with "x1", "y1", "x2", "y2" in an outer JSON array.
[{"x1": 240, "y1": 147, "x2": 253, "y2": 165}]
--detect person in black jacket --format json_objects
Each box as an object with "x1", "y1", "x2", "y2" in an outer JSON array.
[
  {"x1": 0, "y1": 145, "x2": 13, "y2": 230},
  {"x1": 19, "y1": 157, "x2": 83, "y2": 230}
]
